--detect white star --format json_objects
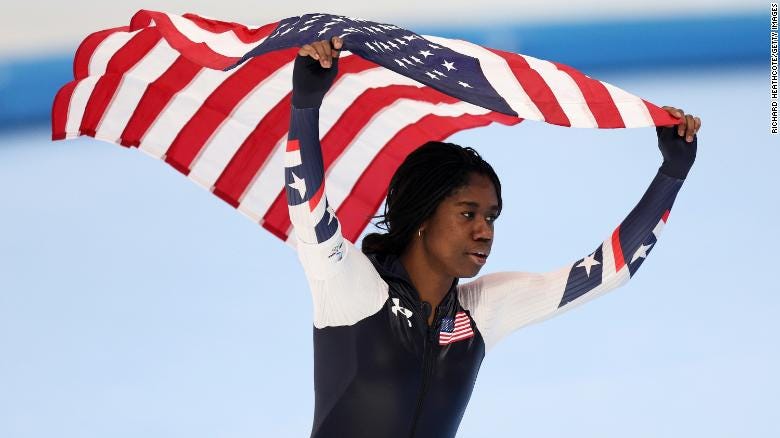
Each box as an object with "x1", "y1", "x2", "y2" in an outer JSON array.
[
  {"x1": 394, "y1": 59, "x2": 407, "y2": 68},
  {"x1": 280, "y1": 27, "x2": 293, "y2": 36},
  {"x1": 410, "y1": 56, "x2": 423, "y2": 64},
  {"x1": 630, "y1": 243, "x2": 654, "y2": 264},
  {"x1": 395, "y1": 38, "x2": 408, "y2": 45},
  {"x1": 402, "y1": 58, "x2": 413, "y2": 66},
  {"x1": 442, "y1": 60, "x2": 456, "y2": 71},
  {"x1": 425, "y1": 71, "x2": 439, "y2": 79},
  {"x1": 388, "y1": 40, "x2": 399, "y2": 49},
  {"x1": 576, "y1": 252, "x2": 601, "y2": 277},
  {"x1": 365, "y1": 42, "x2": 377, "y2": 52},
  {"x1": 317, "y1": 27, "x2": 331, "y2": 36},
  {"x1": 428, "y1": 43, "x2": 441, "y2": 49},
  {"x1": 458, "y1": 81, "x2": 472, "y2": 88},
  {"x1": 288, "y1": 171, "x2": 307, "y2": 198},
  {"x1": 304, "y1": 18, "x2": 319, "y2": 25},
  {"x1": 298, "y1": 25, "x2": 312, "y2": 32},
  {"x1": 403, "y1": 34, "x2": 420, "y2": 41},
  {"x1": 419, "y1": 50, "x2": 433, "y2": 58},
  {"x1": 380, "y1": 41, "x2": 391, "y2": 50},
  {"x1": 432, "y1": 69, "x2": 446, "y2": 77}
]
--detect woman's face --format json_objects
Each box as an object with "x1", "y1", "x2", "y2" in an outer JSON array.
[{"x1": 421, "y1": 172, "x2": 499, "y2": 278}]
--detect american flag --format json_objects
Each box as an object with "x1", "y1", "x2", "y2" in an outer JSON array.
[
  {"x1": 439, "y1": 311, "x2": 475, "y2": 346},
  {"x1": 51, "y1": 10, "x2": 679, "y2": 245}
]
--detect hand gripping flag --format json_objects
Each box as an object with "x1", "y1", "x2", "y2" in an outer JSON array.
[{"x1": 51, "y1": 10, "x2": 680, "y2": 245}]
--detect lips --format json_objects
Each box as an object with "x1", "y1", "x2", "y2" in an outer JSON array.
[{"x1": 467, "y1": 251, "x2": 489, "y2": 265}]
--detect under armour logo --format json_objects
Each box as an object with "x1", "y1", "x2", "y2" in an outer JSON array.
[{"x1": 391, "y1": 298, "x2": 413, "y2": 327}]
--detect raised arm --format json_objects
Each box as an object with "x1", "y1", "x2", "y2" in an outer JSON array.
[
  {"x1": 287, "y1": 38, "x2": 387, "y2": 328},
  {"x1": 458, "y1": 109, "x2": 700, "y2": 352}
]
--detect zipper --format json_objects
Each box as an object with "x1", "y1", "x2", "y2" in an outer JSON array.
[{"x1": 408, "y1": 304, "x2": 441, "y2": 438}]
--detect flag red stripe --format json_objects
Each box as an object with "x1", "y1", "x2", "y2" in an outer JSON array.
[
  {"x1": 487, "y1": 48, "x2": 571, "y2": 127},
  {"x1": 163, "y1": 48, "x2": 297, "y2": 175},
  {"x1": 549, "y1": 60, "x2": 625, "y2": 128},
  {"x1": 645, "y1": 100, "x2": 681, "y2": 126},
  {"x1": 51, "y1": 82, "x2": 79, "y2": 140},
  {"x1": 661, "y1": 209, "x2": 670, "y2": 223},
  {"x1": 611, "y1": 226, "x2": 626, "y2": 272},
  {"x1": 309, "y1": 182, "x2": 326, "y2": 212},
  {"x1": 211, "y1": 56, "x2": 379, "y2": 206},
  {"x1": 286, "y1": 139, "x2": 300, "y2": 151},
  {"x1": 119, "y1": 56, "x2": 202, "y2": 147},
  {"x1": 79, "y1": 28, "x2": 163, "y2": 138}
]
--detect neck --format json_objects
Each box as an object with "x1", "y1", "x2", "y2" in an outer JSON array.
[{"x1": 398, "y1": 241, "x2": 454, "y2": 307}]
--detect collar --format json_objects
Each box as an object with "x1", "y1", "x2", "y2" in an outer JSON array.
[{"x1": 366, "y1": 251, "x2": 460, "y2": 303}]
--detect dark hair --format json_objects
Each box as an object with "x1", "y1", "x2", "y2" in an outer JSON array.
[{"x1": 361, "y1": 141, "x2": 502, "y2": 255}]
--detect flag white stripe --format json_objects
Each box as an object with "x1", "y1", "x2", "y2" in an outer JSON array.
[
  {"x1": 284, "y1": 149, "x2": 302, "y2": 168},
  {"x1": 520, "y1": 55, "x2": 599, "y2": 128},
  {"x1": 602, "y1": 81, "x2": 654, "y2": 128},
  {"x1": 95, "y1": 40, "x2": 180, "y2": 143},
  {"x1": 601, "y1": 237, "x2": 617, "y2": 280},
  {"x1": 423, "y1": 35, "x2": 545, "y2": 121}
]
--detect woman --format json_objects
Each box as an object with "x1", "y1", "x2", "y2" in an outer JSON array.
[{"x1": 286, "y1": 37, "x2": 700, "y2": 438}]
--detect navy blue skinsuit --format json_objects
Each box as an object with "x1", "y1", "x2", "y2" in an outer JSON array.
[{"x1": 284, "y1": 54, "x2": 696, "y2": 438}]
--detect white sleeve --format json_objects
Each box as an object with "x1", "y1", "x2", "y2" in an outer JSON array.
[
  {"x1": 286, "y1": 105, "x2": 388, "y2": 328},
  {"x1": 294, "y1": 231, "x2": 389, "y2": 329},
  {"x1": 459, "y1": 170, "x2": 685, "y2": 352}
]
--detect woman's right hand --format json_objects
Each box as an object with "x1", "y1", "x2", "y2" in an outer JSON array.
[
  {"x1": 299, "y1": 36, "x2": 343, "y2": 68},
  {"x1": 292, "y1": 36, "x2": 343, "y2": 108}
]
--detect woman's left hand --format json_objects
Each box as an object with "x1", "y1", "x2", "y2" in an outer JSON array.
[
  {"x1": 661, "y1": 106, "x2": 701, "y2": 143},
  {"x1": 656, "y1": 106, "x2": 700, "y2": 179}
]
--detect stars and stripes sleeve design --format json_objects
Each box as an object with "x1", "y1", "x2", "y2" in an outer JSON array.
[
  {"x1": 286, "y1": 104, "x2": 388, "y2": 329},
  {"x1": 51, "y1": 10, "x2": 682, "y2": 249},
  {"x1": 458, "y1": 169, "x2": 685, "y2": 352}
]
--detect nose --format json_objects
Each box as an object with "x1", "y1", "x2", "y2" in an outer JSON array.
[{"x1": 473, "y1": 216, "x2": 493, "y2": 241}]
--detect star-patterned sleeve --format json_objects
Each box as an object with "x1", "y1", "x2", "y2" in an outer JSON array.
[
  {"x1": 457, "y1": 168, "x2": 686, "y2": 352},
  {"x1": 286, "y1": 104, "x2": 387, "y2": 329}
]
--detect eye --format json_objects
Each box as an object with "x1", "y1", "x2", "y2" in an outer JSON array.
[
  {"x1": 486, "y1": 214, "x2": 498, "y2": 224},
  {"x1": 461, "y1": 211, "x2": 475, "y2": 219}
]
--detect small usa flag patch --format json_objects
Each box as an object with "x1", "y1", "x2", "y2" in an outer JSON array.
[{"x1": 439, "y1": 311, "x2": 474, "y2": 345}]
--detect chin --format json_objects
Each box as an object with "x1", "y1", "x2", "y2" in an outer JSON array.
[{"x1": 458, "y1": 265, "x2": 484, "y2": 279}]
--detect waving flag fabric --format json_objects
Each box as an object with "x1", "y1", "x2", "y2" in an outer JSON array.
[{"x1": 51, "y1": 10, "x2": 678, "y2": 245}]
